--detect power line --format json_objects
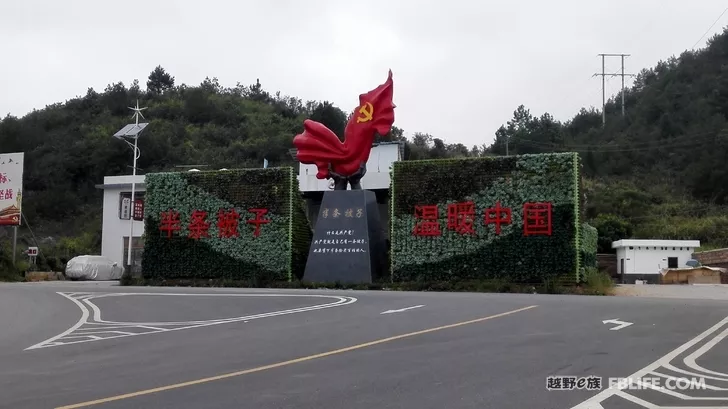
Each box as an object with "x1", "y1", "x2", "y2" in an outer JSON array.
[
  {"x1": 515, "y1": 129, "x2": 727, "y2": 153},
  {"x1": 520, "y1": 136, "x2": 724, "y2": 153},
  {"x1": 691, "y1": 6, "x2": 728, "y2": 50},
  {"x1": 521, "y1": 128, "x2": 722, "y2": 148},
  {"x1": 618, "y1": 206, "x2": 728, "y2": 221}
]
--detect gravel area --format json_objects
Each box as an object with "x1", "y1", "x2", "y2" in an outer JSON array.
[{"x1": 614, "y1": 283, "x2": 728, "y2": 300}]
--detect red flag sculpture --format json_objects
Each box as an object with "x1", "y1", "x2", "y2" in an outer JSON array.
[{"x1": 293, "y1": 71, "x2": 395, "y2": 189}]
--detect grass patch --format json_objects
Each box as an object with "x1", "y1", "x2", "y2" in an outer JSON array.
[{"x1": 24, "y1": 271, "x2": 65, "y2": 282}]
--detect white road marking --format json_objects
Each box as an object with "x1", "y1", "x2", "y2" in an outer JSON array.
[
  {"x1": 380, "y1": 305, "x2": 425, "y2": 315},
  {"x1": 25, "y1": 292, "x2": 357, "y2": 351},
  {"x1": 602, "y1": 318, "x2": 633, "y2": 331},
  {"x1": 571, "y1": 316, "x2": 728, "y2": 409},
  {"x1": 683, "y1": 327, "x2": 728, "y2": 378}
]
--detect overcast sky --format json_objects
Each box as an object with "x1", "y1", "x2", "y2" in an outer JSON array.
[{"x1": 1, "y1": 0, "x2": 726, "y2": 147}]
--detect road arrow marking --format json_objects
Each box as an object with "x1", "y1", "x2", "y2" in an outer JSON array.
[
  {"x1": 380, "y1": 305, "x2": 425, "y2": 315},
  {"x1": 602, "y1": 318, "x2": 633, "y2": 331}
]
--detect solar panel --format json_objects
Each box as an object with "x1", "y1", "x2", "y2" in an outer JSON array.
[
  {"x1": 113, "y1": 123, "x2": 149, "y2": 138},
  {"x1": 113, "y1": 124, "x2": 133, "y2": 137}
]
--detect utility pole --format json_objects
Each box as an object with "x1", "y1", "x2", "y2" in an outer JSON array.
[
  {"x1": 113, "y1": 101, "x2": 149, "y2": 276},
  {"x1": 593, "y1": 53, "x2": 635, "y2": 126}
]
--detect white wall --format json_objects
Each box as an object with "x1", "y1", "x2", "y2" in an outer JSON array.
[
  {"x1": 616, "y1": 246, "x2": 696, "y2": 275},
  {"x1": 100, "y1": 175, "x2": 146, "y2": 267},
  {"x1": 297, "y1": 143, "x2": 401, "y2": 192}
]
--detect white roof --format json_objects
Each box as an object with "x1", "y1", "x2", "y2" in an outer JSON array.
[
  {"x1": 96, "y1": 174, "x2": 146, "y2": 190},
  {"x1": 612, "y1": 239, "x2": 700, "y2": 249},
  {"x1": 103, "y1": 174, "x2": 146, "y2": 184}
]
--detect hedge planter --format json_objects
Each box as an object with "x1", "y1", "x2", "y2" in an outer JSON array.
[
  {"x1": 141, "y1": 167, "x2": 311, "y2": 282},
  {"x1": 390, "y1": 152, "x2": 583, "y2": 283}
]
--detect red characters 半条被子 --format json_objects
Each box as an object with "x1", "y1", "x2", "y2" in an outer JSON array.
[{"x1": 292, "y1": 71, "x2": 395, "y2": 179}]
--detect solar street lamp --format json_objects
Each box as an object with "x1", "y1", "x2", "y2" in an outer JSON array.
[{"x1": 113, "y1": 100, "x2": 149, "y2": 275}]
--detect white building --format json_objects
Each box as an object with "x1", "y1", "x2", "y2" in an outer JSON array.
[
  {"x1": 95, "y1": 141, "x2": 404, "y2": 270},
  {"x1": 296, "y1": 142, "x2": 402, "y2": 192},
  {"x1": 611, "y1": 239, "x2": 701, "y2": 284},
  {"x1": 95, "y1": 175, "x2": 146, "y2": 273}
]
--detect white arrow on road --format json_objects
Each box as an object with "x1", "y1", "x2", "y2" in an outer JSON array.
[
  {"x1": 380, "y1": 305, "x2": 425, "y2": 315},
  {"x1": 602, "y1": 318, "x2": 633, "y2": 331}
]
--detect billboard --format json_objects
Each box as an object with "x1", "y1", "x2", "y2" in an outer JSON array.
[{"x1": 0, "y1": 152, "x2": 24, "y2": 226}]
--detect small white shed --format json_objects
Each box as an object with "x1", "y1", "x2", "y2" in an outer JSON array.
[{"x1": 611, "y1": 239, "x2": 700, "y2": 283}]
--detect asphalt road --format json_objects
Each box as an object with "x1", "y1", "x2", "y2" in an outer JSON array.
[{"x1": 1, "y1": 282, "x2": 727, "y2": 409}]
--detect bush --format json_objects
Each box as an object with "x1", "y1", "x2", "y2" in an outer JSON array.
[
  {"x1": 580, "y1": 222, "x2": 598, "y2": 276},
  {"x1": 141, "y1": 167, "x2": 311, "y2": 282},
  {"x1": 582, "y1": 267, "x2": 614, "y2": 295},
  {"x1": 390, "y1": 152, "x2": 582, "y2": 283}
]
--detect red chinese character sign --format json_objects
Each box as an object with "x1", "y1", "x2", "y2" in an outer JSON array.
[
  {"x1": 523, "y1": 202, "x2": 553, "y2": 236},
  {"x1": 412, "y1": 201, "x2": 553, "y2": 238},
  {"x1": 292, "y1": 70, "x2": 395, "y2": 190},
  {"x1": 0, "y1": 152, "x2": 24, "y2": 226},
  {"x1": 413, "y1": 205, "x2": 441, "y2": 236},
  {"x1": 158, "y1": 208, "x2": 271, "y2": 240},
  {"x1": 447, "y1": 201, "x2": 476, "y2": 235},
  {"x1": 484, "y1": 201, "x2": 511, "y2": 235},
  {"x1": 217, "y1": 208, "x2": 240, "y2": 238},
  {"x1": 133, "y1": 199, "x2": 144, "y2": 221}
]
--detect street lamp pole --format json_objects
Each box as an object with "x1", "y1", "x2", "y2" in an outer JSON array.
[
  {"x1": 127, "y1": 134, "x2": 140, "y2": 270},
  {"x1": 114, "y1": 100, "x2": 148, "y2": 275}
]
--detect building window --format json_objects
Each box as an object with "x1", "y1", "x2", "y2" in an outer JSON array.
[
  {"x1": 119, "y1": 192, "x2": 145, "y2": 221},
  {"x1": 673, "y1": 247, "x2": 676, "y2": 251},
  {"x1": 629, "y1": 246, "x2": 634, "y2": 250},
  {"x1": 667, "y1": 257, "x2": 678, "y2": 269}
]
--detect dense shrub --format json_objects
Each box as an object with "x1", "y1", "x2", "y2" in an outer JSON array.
[
  {"x1": 390, "y1": 152, "x2": 582, "y2": 283},
  {"x1": 141, "y1": 167, "x2": 311, "y2": 282}
]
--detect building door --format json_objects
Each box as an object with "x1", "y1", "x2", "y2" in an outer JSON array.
[
  {"x1": 620, "y1": 258, "x2": 625, "y2": 283},
  {"x1": 668, "y1": 257, "x2": 678, "y2": 269},
  {"x1": 627, "y1": 247, "x2": 636, "y2": 274}
]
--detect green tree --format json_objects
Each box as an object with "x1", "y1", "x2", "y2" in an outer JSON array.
[
  {"x1": 592, "y1": 214, "x2": 634, "y2": 253},
  {"x1": 147, "y1": 65, "x2": 175, "y2": 95}
]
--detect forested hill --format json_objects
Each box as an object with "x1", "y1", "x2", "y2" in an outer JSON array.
[
  {"x1": 2, "y1": 28, "x2": 728, "y2": 257},
  {"x1": 486, "y1": 29, "x2": 728, "y2": 205},
  {"x1": 482, "y1": 29, "x2": 728, "y2": 250}
]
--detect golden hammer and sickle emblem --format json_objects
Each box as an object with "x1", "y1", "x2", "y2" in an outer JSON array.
[{"x1": 356, "y1": 102, "x2": 374, "y2": 123}]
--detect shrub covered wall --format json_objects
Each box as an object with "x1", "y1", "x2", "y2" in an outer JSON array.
[
  {"x1": 390, "y1": 152, "x2": 582, "y2": 283},
  {"x1": 580, "y1": 222, "x2": 598, "y2": 272},
  {"x1": 142, "y1": 167, "x2": 311, "y2": 282}
]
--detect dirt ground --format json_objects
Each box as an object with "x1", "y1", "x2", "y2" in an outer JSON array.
[{"x1": 613, "y1": 283, "x2": 728, "y2": 300}]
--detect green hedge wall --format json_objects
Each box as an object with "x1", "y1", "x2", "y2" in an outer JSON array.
[
  {"x1": 390, "y1": 152, "x2": 582, "y2": 283},
  {"x1": 142, "y1": 167, "x2": 311, "y2": 282},
  {"x1": 580, "y1": 222, "x2": 598, "y2": 274}
]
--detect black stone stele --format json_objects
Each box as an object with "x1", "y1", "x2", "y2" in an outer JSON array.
[{"x1": 303, "y1": 189, "x2": 386, "y2": 284}]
